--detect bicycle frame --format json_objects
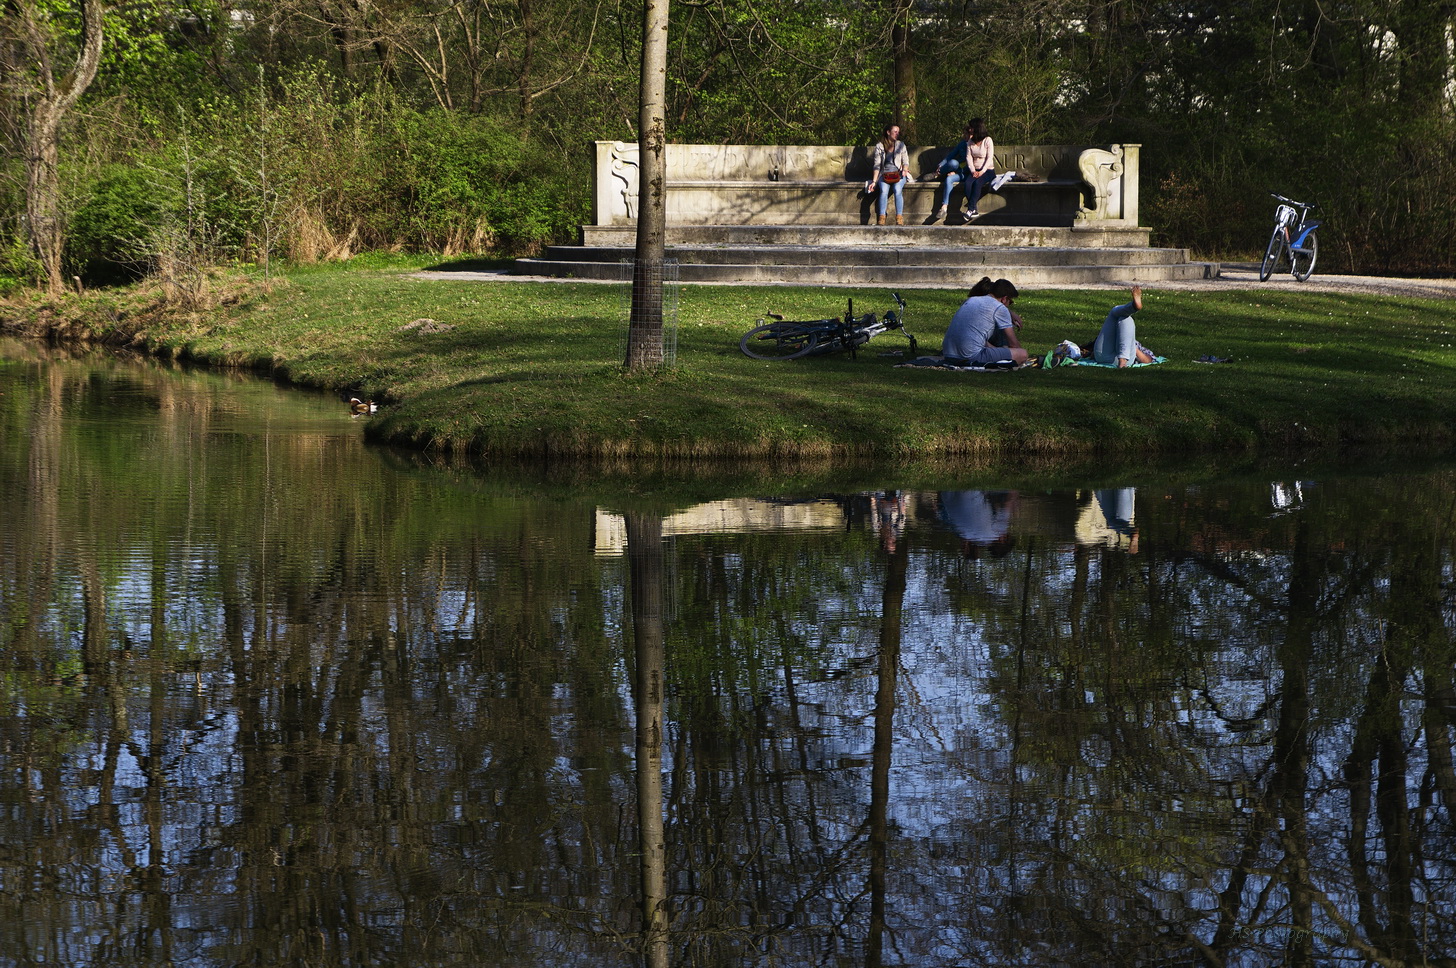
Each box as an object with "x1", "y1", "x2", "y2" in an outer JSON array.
[
  {"x1": 739, "y1": 292, "x2": 917, "y2": 361},
  {"x1": 1288, "y1": 218, "x2": 1320, "y2": 253}
]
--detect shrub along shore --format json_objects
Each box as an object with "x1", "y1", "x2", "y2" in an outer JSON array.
[{"x1": 4, "y1": 257, "x2": 1456, "y2": 463}]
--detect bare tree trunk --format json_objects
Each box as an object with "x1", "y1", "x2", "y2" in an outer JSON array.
[
  {"x1": 1394, "y1": 0, "x2": 1456, "y2": 119},
  {"x1": 626, "y1": 0, "x2": 669, "y2": 371},
  {"x1": 518, "y1": 0, "x2": 536, "y2": 125},
  {"x1": 890, "y1": 0, "x2": 917, "y2": 140},
  {"x1": 13, "y1": 0, "x2": 105, "y2": 294}
]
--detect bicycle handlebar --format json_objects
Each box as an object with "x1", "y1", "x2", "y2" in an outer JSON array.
[{"x1": 1270, "y1": 192, "x2": 1316, "y2": 209}]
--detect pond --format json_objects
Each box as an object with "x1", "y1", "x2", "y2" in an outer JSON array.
[{"x1": 2, "y1": 339, "x2": 1454, "y2": 968}]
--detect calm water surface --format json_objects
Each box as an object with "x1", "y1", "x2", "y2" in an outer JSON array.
[{"x1": 2, "y1": 340, "x2": 1454, "y2": 968}]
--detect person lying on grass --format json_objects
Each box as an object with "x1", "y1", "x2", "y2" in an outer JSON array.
[
  {"x1": 1093, "y1": 286, "x2": 1156, "y2": 368},
  {"x1": 942, "y1": 277, "x2": 1030, "y2": 366}
]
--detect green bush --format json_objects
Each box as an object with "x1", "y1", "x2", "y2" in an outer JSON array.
[
  {"x1": 0, "y1": 235, "x2": 42, "y2": 296},
  {"x1": 357, "y1": 109, "x2": 576, "y2": 255},
  {"x1": 68, "y1": 165, "x2": 170, "y2": 283}
]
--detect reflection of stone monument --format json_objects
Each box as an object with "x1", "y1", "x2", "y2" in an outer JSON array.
[
  {"x1": 1075, "y1": 488, "x2": 1138, "y2": 551},
  {"x1": 1077, "y1": 146, "x2": 1125, "y2": 220}
]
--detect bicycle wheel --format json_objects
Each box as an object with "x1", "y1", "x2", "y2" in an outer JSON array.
[
  {"x1": 1291, "y1": 231, "x2": 1318, "y2": 282},
  {"x1": 1258, "y1": 227, "x2": 1283, "y2": 282},
  {"x1": 739, "y1": 321, "x2": 824, "y2": 360}
]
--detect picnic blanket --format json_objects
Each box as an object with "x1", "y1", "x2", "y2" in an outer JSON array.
[
  {"x1": 896, "y1": 353, "x2": 1167, "y2": 372},
  {"x1": 895, "y1": 356, "x2": 1038, "y2": 372},
  {"x1": 1045, "y1": 353, "x2": 1168, "y2": 368}
]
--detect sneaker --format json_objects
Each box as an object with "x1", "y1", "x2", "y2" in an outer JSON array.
[
  {"x1": 967, "y1": 210, "x2": 981, "y2": 220},
  {"x1": 933, "y1": 206, "x2": 946, "y2": 220}
]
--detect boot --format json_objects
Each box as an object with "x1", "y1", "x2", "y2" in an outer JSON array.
[
  {"x1": 895, "y1": 214, "x2": 904, "y2": 226},
  {"x1": 876, "y1": 214, "x2": 885, "y2": 226}
]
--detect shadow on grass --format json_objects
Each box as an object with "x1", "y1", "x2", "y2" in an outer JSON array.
[{"x1": 422, "y1": 257, "x2": 518, "y2": 273}]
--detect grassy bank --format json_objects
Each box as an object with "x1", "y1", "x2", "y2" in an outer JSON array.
[{"x1": 6, "y1": 256, "x2": 1456, "y2": 460}]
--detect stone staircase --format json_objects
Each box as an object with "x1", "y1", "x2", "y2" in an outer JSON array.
[
  {"x1": 511, "y1": 224, "x2": 1220, "y2": 286},
  {"x1": 515, "y1": 142, "x2": 1219, "y2": 287}
]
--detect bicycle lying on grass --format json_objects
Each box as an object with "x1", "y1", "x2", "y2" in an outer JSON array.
[
  {"x1": 1259, "y1": 193, "x2": 1321, "y2": 282},
  {"x1": 739, "y1": 292, "x2": 918, "y2": 360}
]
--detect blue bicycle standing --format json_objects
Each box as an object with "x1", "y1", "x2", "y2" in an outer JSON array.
[{"x1": 1259, "y1": 193, "x2": 1321, "y2": 282}]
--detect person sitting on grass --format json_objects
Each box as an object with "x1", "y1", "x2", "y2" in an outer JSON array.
[
  {"x1": 942, "y1": 277, "x2": 1029, "y2": 366},
  {"x1": 1093, "y1": 286, "x2": 1156, "y2": 367}
]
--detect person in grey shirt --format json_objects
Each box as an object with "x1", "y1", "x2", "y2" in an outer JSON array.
[
  {"x1": 941, "y1": 278, "x2": 1029, "y2": 365},
  {"x1": 1092, "y1": 286, "x2": 1156, "y2": 367}
]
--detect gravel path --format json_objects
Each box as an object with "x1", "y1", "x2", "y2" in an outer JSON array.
[
  {"x1": 416, "y1": 263, "x2": 1456, "y2": 299},
  {"x1": 1136, "y1": 264, "x2": 1456, "y2": 299}
]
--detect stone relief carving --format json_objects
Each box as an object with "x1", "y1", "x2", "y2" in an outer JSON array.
[
  {"x1": 609, "y1": 141, "x2": 640, "y2": 220},
  {"x1": 1077, "y1": 146, "x2": 1124, "y2": 219}
]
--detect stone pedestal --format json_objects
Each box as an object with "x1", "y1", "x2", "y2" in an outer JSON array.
[{"x1": 515, "y1": 140, "x2": 1217, "y2": 285}]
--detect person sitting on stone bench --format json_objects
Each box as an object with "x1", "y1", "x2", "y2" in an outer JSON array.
[
  {"x1": 942, "y1": 277, "x2": 1030, "y2": 365},
  {"x1": 865, "y1": 123, "x2": 913, "y2": 226},
  {"x1": 962, "y1": 118, "x2": 998, "y2": 221},
  {"x1": 934, "y1": 122, "x2": 973, "y2": 222}
]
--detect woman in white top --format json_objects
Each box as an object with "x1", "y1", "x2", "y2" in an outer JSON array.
[
  {"x1": 865, "y1": 123, "x2": 913, "y2": 225},
  {"x1": 962, "y1": 117, "x2": 996, "y2": 220}
]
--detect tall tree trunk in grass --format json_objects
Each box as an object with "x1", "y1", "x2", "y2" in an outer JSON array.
[
  {"x1": 626, "y1": 0, "x2": 669, "y2": 371},
  {"x1": 8, "y1": 0, "x2": 105, "y2": 294}
]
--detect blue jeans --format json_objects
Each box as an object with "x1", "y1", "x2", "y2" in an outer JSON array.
[
  {"x1": 964, "y1": 169, "x2": 995, "y2": 213},
  {"x1": 877, "y1": 178, "x2": 904, "y2": 215},
  {"x1": 1094, "y1": 301, "x2": 1142, "y2": 365},
  {"x1": 939, "y1": 171, "x2": 963, "y2": 210}
]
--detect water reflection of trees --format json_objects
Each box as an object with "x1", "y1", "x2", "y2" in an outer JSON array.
[
  {"x1": 923, "y1": 483, "x2": 1456, "y2": 967},
  {"x1": 2, "y1": 353, "x2": 1455, "y2": 967}
]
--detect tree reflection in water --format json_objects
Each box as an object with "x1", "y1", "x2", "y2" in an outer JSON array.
[{"x1": 1, "y1": 344, "x2": 1454, "y2": 967}]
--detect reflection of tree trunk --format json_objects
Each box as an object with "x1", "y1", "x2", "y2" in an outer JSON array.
[
  {"x1": 144, "y1": 545, "x2": 174, "y2": 965},
  {"x1": 80, "y1": 543, "x2": 110, "y2": 674},
  {"x1": 867, "y1": 542, "x2": 907, "y2": 968},
  {"x1": 1342, "y1": 519, "x2": 1435, "y2": 967},
  {"x1": 1343, "y1": 530, "x2": 1437, "y2": 963},
  {"x1": 1069, "y1": 542, "x2": 1089, "y2": 649},
  {"x1": 12, "y1": 365, "x2": 67, "y2": 666},
  {"x1": 1424, "y1": 659, "x2": 1456, "y2": 819},
  {"x1": 626, "y1": 512, "x2": 669, "y2": 968},
  {"x1": 1344, "y1": 636, "x2": 1416, "y2": 961},
  {"x1": 1270, "y1": 522, "x2": 1317, "y2": 968}
]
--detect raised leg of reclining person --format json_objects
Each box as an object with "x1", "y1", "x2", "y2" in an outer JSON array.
[{"x1": 1093, "y1": 301, "x2": 1144, "y2": 367}]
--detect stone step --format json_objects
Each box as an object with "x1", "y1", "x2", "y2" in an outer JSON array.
[
  {"x1": 511, "y1": 258, "x2": 1221, "y2": 287},
  {"x1": 546, "y1": 244, "x2": 1193, "y2": 269},
  {"x1": 582, "y1": 222, "x2": 1152, "y2": 248},
  {"x1": 529, "y1": 220, "x2": 1216, "y2": 287}
]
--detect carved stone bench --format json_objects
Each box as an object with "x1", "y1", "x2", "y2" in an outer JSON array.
[{"x1": 592, "y1": 142, "x2": 1140, "y2": 229}]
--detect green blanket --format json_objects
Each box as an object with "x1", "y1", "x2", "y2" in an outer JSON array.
[{"x1": 1043, "y1": 353, "x2": 1167, "y2": 369}]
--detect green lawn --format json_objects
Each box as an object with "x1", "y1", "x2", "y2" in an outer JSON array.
[{"x1": 31, "y1": 256, "x2": 1456, "y2": 460}]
